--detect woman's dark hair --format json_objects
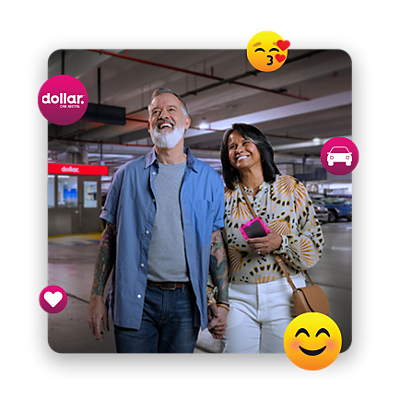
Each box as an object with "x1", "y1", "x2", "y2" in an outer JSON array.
[{"x1": 220, "y1": 123, "x2": 280, "y2": 190}]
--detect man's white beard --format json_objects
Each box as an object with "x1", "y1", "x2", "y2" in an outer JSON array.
[{"x1": 151, "y1": 123, "x2": 185, "y2": 149}]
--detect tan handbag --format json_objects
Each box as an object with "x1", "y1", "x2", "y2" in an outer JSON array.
[
  {"x1": 238, "y1": 182, "x2": 329, "y2": 316},
  {"x1": 274, "y1": 254, "x2": 329, "y2": 316}
]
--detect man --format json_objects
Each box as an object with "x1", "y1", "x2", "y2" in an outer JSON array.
[{"x1": 87, "y1": 88, "x2": 229, "y2": 353}]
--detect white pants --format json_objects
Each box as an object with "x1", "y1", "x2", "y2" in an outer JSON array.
[{"x1": 223, "y1": 274, "x2": 306, "y2": 353}]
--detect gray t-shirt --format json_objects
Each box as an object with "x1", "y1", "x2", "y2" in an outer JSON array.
[{"x1": 147, "y1": 160, "x2": 189, "y2": 282}]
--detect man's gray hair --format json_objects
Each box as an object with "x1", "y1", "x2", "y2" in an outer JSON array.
[{"x1": 148, "y1": 88, "x2": 189, "y2": 116}]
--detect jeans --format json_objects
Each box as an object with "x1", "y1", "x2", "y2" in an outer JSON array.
[
  {"x1": 223, "y1": 273, "x2": 306, "y2": 353},
  {"x1": 114, "y1": 282, "x2": 199, "y2": 353}
]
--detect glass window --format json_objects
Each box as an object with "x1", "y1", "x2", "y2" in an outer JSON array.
[
  {"x1": 58, "y1": 175, "x2": 78, "y2": 208},
  {"x1": 48, "y1": 175, "x2": 55, "y2": 208},
  {"x1": 84, "y1": 181, "x2": 97, "y2": 208}
]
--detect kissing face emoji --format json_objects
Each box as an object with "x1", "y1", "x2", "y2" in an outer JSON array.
[
  {"x1": 247, "y1": 31, "x2": 290, "y2": 72},
  {"x1": 284, "y1": 313, "x2": 342, "y2": 371}
]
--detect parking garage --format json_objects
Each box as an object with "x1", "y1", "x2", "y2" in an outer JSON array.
[{"x1": 47, "y1": 49, "x2": 352, "y2": 353}]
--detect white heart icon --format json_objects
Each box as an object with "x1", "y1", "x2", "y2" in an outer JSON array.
[{"x1": 44, "y1": 291, "x2": 63, "y2": 307}]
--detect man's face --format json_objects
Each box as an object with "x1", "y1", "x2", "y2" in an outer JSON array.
[{"x1": 148, "y1": 93, "x2": 191, "y2": 149}]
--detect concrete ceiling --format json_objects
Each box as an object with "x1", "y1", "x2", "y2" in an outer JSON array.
[{"x1": 47, "y1": 49, "x2": 352, "y2": 175}]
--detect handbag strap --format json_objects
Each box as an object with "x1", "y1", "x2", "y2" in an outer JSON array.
[
  {"x1": 238, "y1": 181, "x2": 314, "y2": 289},
  {"x1": 238, "y1": 182, "x2": 256, "y2": 218},
  {"x1": 277, "y1": 252, "x2": 314, "y2": 285},
  {"x1": 273, "y1": 253, "x2": 298, "y2": 292}
]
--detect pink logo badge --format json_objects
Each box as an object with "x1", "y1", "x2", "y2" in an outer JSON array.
[
  {"x1": 320, "y1": 137, "x2": 359, "y2": 176},
  {"x1": 39, "y1": 286, "x2": 68, "y2": 313},
  {"x1": 38, "y1": 75, "x2": 88, "y2": 125}
]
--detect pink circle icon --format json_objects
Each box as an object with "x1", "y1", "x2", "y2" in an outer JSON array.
[
  {"x1": 320, "y1": 137, "x2": 359, "y2": 176},
  {"x1": 38, "y1": 75, "x2": 88, "y2": 125},
  {"x1": 39, "y1": 286, "x2": 68, "y2": 314}
]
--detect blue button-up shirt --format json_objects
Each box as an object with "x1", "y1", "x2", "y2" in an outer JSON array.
[{"x1": 101, "y1": 147, "x2": 225, "y2": 330}]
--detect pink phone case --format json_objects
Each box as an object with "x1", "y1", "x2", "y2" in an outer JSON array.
[{"x1": 240, "y1": 217, "x2": 269, "y2": 240}]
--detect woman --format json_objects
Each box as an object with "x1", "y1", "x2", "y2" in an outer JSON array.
[{"x1": 214, "y1": 123, "x2": 324, "y2": 353}]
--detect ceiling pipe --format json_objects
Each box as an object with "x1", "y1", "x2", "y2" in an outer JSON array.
[{"x1": 88, "y1": 49, "x2": 309, "y2": 101}]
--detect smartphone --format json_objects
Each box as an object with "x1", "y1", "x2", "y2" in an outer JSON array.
[{"x1": 240, "y1": 217, "x2": 269, "y2": 240}]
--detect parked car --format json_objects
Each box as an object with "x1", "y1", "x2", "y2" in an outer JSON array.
[
  {"x1": 313, "y1": 202, "x2": 329, "y2": 224},
  {"x1": 313, "y1": 198, "x2": 352, "y2": 222}
]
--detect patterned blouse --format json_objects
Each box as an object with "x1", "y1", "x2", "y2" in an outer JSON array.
[{"x1": 223, "y1": 174, "x2": 324, "y2": 284}]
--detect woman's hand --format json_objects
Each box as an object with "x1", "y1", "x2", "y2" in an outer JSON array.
[{"x1": 247, "y1": 228, "x2": 282, "y2": 255}]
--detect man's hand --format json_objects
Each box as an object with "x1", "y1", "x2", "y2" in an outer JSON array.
[
  {"x1": 87, "y1": 294, "x2": 109, "y2": 342},
  {"x1": 207, "y1": 305, "x2": 228, "y2": 340}
]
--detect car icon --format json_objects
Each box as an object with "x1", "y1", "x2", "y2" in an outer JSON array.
[{"x1": 327, "y1": 146, "x2": 352, "y2": 166}]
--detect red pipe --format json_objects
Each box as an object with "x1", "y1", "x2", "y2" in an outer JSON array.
[
  {"x1": 89, "y1": 49, "x2": 309, "y2": 101},
  {"x1": 90, "y1": 49, "x2": 218, "y2": 80}
]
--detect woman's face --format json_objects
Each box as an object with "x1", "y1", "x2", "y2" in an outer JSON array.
[{"x1": 227, "y1": 130, "x2": 262, "y2": 172}]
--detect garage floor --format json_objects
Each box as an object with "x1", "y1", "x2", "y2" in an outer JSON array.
[{"x1": 47, "y1": 221, "x2": 351, "y2": 353}]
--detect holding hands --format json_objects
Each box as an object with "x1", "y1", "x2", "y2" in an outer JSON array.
[{"x1": 207, "y1": 302, "x2": 229, "y2": 340}]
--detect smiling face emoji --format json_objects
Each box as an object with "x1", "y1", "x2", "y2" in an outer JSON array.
[
  {"x1": 247, "y1": 31, "x2": 290, "y2": 72},
  {"x1": 284, "y1": 313, "x2": 342, "y2": 371}
]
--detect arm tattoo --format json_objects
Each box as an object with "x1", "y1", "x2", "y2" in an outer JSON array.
[
  {"x1": 209, "y1": 229, "x2": 229, "y2": 304},
  {"x1": 90, "y1": 222, "x2": 117, "y2": 297}
]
